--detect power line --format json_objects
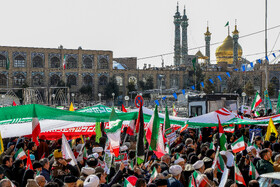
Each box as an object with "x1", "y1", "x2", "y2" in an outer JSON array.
[{"x1": 138, "y1": 24, "x2": 280, "y2": 61}]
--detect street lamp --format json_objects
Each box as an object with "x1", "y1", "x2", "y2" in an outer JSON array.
[
  {"x1": 112, "y1": 93, "x2": 115, "y2": 106},
  {"x1": 185, "y1": 92, "x2": 190, "y2": 117},
  {"x1": 125, "y1": 96, "x2": 129, "y2": 107},
  {"x1": 98, "y1": 93, "x2": 101, "y2": 103},
  {"x1": 52, "y1": 94, "x2": 55, "y2": 105},
  {"x1": 71, "y1": 93, "x2": 75, "y2": 103},
  {"x1": 242, "y1": 92, "x2": 246, "y2": 106}
]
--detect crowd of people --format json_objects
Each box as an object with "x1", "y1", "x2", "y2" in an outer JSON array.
[{"x1": 0, "y1": 123, "x2": 278, "y2": 187}]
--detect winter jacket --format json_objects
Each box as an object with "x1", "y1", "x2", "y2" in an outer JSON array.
[{"x1": 256, "y1": 159, "x2": 274, "y2": 175}]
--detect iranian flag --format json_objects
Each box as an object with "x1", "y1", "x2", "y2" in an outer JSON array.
[
  {"x1": 104, "y1": 107, "x2": 122, "y2": 157},
  {"x1": 249, "y1": 161, "x2": 259, "y2": 179},
  {"x1": 32, "y1": 118, "x2": 41, "y2": 146},
  {"x1": 189, "y1": 170, "x2": 208, "y2": 187},
  {"x1": 124, "y1": 178, "x2": 134, "y2": 187},
  {"x1": 217, "y1": 153, "x2": 225, "y2": 173},
  {"x1": 224, "y1": 126, "x2": 235, "y2": 133},
  {"x1": 14, "y1": 148, "x2": 27, "y2": 160},
  {"x1": 163, "y1": 105, "x2": 171, "y2": 143},
  {"x1": 146, "y1": 105, "x2": 166, "y2": 159},
  {"x1": 63, "y1": 55, "x2": 66, "y2": 69},
  {"x1": 218, "y1": 115, "x2": 227, "y2": 151},
  {"x1": 231, "y1": 136, "x2": 245, "y2": 153},
  {"x1": 148, "y1": 167, "x2": 158, "y2": 183},
  {"x1": 251, "y1": 92, "x2": 262, "y2": 111},
  {"x1": 235, "y1": 163, "x2": 246, "y2": 186}
]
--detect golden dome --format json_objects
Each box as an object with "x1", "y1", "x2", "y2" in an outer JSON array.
[{"x1": 215, "y1": 35, "x2": 242, "y2": 64}]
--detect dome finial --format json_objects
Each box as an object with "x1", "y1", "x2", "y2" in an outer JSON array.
[
  {"x1": 177, "y1": 2, "x2": 179, "y2": 12},
  {"x1": 204, "y1": 21, "x2": 211, "y2": 36},
  {"x1": 232, "y1": 19, "x2": 239, "y2": 35}
]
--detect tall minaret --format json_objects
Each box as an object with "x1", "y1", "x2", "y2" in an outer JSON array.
[
  {"x1": 232, "y1": 21, "x2": 239, "y2": 65},
  {"x1": 204, "y1": 24, "x2": 211, "y2": 66},
  {"x1": 173, "y1": 3, "x2": 182, "y2": 66},
  {"x1": 181, "y1": 6, "x2": 189, "y2": 66}
]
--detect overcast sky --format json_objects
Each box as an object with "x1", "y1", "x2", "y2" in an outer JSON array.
[{"x1": 1, "y1": 0, "x2": 280, "y2": 68}]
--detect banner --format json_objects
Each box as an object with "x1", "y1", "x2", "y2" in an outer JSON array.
[{"x1": 115, "y1": 152, "x2": 128, "y2": 166}]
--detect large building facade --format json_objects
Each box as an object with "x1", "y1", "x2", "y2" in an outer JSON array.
[{"x1": 0, "y1": 5, "x2": 280, "y2": 105}]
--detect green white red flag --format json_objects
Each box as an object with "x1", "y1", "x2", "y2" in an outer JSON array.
[
  {"x1": 235, "y1": 163, "x2": 246, "y2": 186},
  {"x1": 124, "y1": 178, "x2": 134, "y2": 187},
  {"x1": 32, "y1": 117, "x2": 41, "y2": 146},
  {"x1": 146, "y1": 105, "x2": 166, "y2": 159},
  {"x1": 63, "y1": 55, "x2": 66, "y2": 69},
  {"x1": 249, "y1": 161, "x2": 259, "y2": 179},
  {"x1": 224, "y1": 126, "x2": 235, "y2": 133},
  {"x1": 189, "y1": 170, "x2": 208, "y2": 187},
  {"x1": 15, "y1": 148, "x2": 27, "y2": 160},
  {"x1": 104, "y1": 107, "x2": 123, "y2": 157},
  {"x1": 148, "y1": 167, "x2": 158, "y2": 183},
  {"x1": 251, "y1": 92, "x2": 262, "y2": 111},
  {"x1": 231, "y1": 136, "x2": 245, "y2": 153}
]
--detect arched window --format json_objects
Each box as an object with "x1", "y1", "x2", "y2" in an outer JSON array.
[
  {"x1": 99, "y1": 58, "x2": 108, "y2": 69},
  {"x1": 50, "y1": 74, "x2": 60, "y2": 86},
  {"x1": 32, "y1": 56, "x2": 44, "y2": 68},
  {"x1": 0, "y1": 74, "x2": 7, "y2": 86},
  {"x1": 67, "y1": 75, "x2": 77, "y2": 86},
  {"x1": 14, "y1": 55, "x2": 25, "y2": 67},
  {"x1": 99, "y1": 75, "x2": 108, "y2": 86},
  {"x1": 32, "y1": 74, "x2": 44, "y2": 86},
  {"x1": 271, "y1": 77, "x2": 279, "y2": 97},
  {"x1": 116, "y1": 76, "x2": 123, "y2": 86},
  {"x1": 171, "y1": 76, "x2": 179, "y2": 88},
  {"x1": 83, "y1": 58, "x2": 93, "y2": 69},
  {"x1": 0, "y1": 55, "x2": 6, "y2": 68},
  {"x1": 14, "y1": 73, "x2": 25, "y2": 86},
  {"x1": 83, "y1": 75, "x2": 93, "y2": 86},
  {"x1": 50, "y1": 57, "x2": 60, "y2": 68},
  {"x1": 66, "y1": 57, "x2": 77, "y2": 69}
]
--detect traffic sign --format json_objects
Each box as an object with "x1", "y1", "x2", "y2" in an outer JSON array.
[
  {"x1": 134, "y1": 95, "x2": 144, "y2": 108},
  {"x1": 124, "y1": 96, "x2": 129, "y2": 101}
]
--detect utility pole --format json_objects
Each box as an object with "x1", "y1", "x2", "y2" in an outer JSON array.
[{"x1": 265, "y1": 0, "x2": 268, "y2": 90}]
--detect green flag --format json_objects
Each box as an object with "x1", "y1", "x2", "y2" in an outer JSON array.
[
  {"x1": 136, "y1": 105, "x2": 145, "y2": 164},
  {"x1": 264, "y1": 90, "x2": 272, "y2": 112},
  {"x1": 277, "y1": 92, "x2": 280, "y2": 114},
  {"x1": 95, "y1": 122, "x2": 102, "y2": 143},
  {"x1": 192, "y1": 57, "x2": 196, "y2": 71},
  {"x1": 6, "y1": 57, "x2": 9, "y2": 70},
  {"x1": 164, "y1": 105, "x2": 171, "y2": 135},
  {"x1": 224, "y1": 21, "x2": 229, "y2": 27}
]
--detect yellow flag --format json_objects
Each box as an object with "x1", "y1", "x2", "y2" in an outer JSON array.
[
  {"x1": 0, "y1": 132, "x2": 4, "y2": 154},
  {"x1": 80, "y1": 135, "x2": 84, "y2": 144},
  {"x1": 265, "y1": 118, "x2": 278, "y2": 141},
  {"x1": 69, "y1": 102, "x2": 74, "y2": 111}
]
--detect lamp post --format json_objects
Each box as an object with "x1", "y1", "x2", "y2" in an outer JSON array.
[
  {"x1": 125, "y1": 96, "x2": 129, "y2": 107},
  {"x1": 71, "y1": 93, "x2": 75, "y2": 104},
  {"x1": 158, "y1": 75, "x2": 164, "y2": 111},
  {"x1": 242, "y1": 92, "x2": 246, "y2": 106},
  {"x1": 98, "y1": 93, "x2": 101, "y2": 104},
  {"x1": 112, "y1": 93, "x2": 115, "y2": 106},
  {"x1": 52, "y1": 94, "x2": 55, "y2": 105},
  {"x1": 185, "y1": 92, "x2": 190, "y2": 117}
]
